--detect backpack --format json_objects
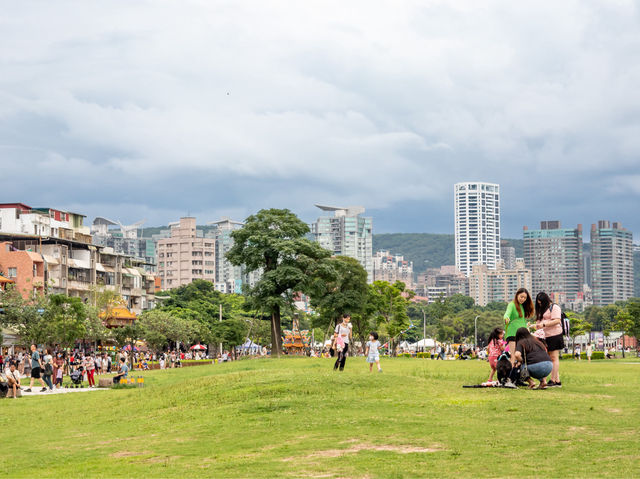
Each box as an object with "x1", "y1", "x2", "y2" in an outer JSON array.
[{"x1": 550, "y1": 304, "x2": 570, "y2": 338}]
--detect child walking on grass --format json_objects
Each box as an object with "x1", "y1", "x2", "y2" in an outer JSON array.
[
  {"x1": 487, "y1": 327, "x2": 505, "y2": 383},
  {"x1": 365, "y1": 332, "x2": 382, "y2": 373}
]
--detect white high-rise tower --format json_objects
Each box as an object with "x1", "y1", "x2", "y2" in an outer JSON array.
[{"x1": 454, "y1": 182, "x2": 501, "y2": 277}]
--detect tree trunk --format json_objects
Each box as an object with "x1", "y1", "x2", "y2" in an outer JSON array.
[{"x1": 270, "y1": 306, "x2": 283, "y2": 357}]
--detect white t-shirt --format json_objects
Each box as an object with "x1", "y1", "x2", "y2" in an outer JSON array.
[
  {"x1": 335, "y1": 323, "x2": 353, "y2": 344},
  {"x1": 366, "y1": 340, "x2": 380, "y2": 355}
]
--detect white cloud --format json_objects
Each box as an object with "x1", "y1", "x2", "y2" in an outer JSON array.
[{"x1": 1, "y1": 0, "x2": 639, "y2": 233}]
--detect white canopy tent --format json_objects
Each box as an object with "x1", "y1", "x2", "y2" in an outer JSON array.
[{"x1": 412, "y1": 338, "x2": 436, "y2": 349}]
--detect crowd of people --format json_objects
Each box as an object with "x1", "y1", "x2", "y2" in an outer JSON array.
[{"x1": 0, "y1": 289, "x2": 629, "y2": 397}]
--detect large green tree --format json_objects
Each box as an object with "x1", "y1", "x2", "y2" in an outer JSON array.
[
  {"x1": 0, "y1": 285, "x2": 49, "y2": 346},
  {"x1": 310, "y1": 256, "x2": 370, "y2": 342},
  {"x1": 367, "y1": 281, "x2": 414, "y2": 353},
  {"x1": 227, "y1": 209, "x2": 332, "y2": 356},
  {"x1": 43, "y1": 295, "x2": 87, "y2": 348}
]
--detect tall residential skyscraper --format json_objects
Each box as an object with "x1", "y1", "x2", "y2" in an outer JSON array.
[
  {"x1": 207, "y1": 217, "x2": 245, "y2": 293},
  {"x1": 590, "y1": 220, "x2": 633, "y2": 305},
  {"x1": 156, "y1": 217, "x2": 215, "y2": 290},
  {"x1": 311, "y1": 205, "x2": 373, "y2": 282},
  {"x1": 454, "y1": 182, "x2": 501, "y2": 276},
  {"x1": 523, "y1": 221, "x2": 583, "y2": 303}
]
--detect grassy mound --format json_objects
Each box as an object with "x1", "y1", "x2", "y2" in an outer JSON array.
[{"x1": 3, "y1": 357, "x2": 639, "y2": 478}]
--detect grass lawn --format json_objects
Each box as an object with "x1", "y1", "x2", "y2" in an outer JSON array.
[{"x1": 2, "y1": 357, "x2": 639, "y2": 478}]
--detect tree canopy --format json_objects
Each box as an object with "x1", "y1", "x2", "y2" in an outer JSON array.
[{"x1": 227, "y1": 208, "x2": 332, "y2": 355}]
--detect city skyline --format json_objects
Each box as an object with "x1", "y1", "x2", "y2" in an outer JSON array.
[{"x1": 2, "y1": 3, "x2": 640, "y2": 240}]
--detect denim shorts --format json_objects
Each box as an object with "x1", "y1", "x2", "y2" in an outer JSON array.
[{"x1": 526, "y1": 361, "x2": 553, "y2": 379}]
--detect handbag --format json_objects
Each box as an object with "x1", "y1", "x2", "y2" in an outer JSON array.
[{"x1": 519, "y1": 348, "x2": 530, "y2": 381}]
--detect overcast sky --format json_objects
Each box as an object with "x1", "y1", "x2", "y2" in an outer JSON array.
[{"x1": 1, "y1": 1, "x2": 639, "y2": 239}]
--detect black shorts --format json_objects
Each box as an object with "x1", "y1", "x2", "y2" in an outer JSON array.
[
  {"x1": 546, "y1": 334, "x2": 565, "y2": 352},
  {"x1": 31, "y1": 367, "x2": 41, "y2": 379},
  {"x1": 505, "y1": 336, "x2": 516, "y2": 343}
]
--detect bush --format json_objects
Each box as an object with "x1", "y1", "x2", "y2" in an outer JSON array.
[
  {"x1": 399, "y1": 353, "x2": 412, "y2": 358},
  {"x1": 416, "y1": 352, "x2": 429, "y2": 358},
  {"x1": 561, "y1": 351, "x2": 605, "y2": 360}
]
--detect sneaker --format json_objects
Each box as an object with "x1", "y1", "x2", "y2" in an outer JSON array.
[
  {"x1": 24, "y1": 388, "x2": 32, "y2": 392},
  {"x1": 378, "y1": 369, "x2": 383, "y2": 373},
  {"x1": 40, "y1": 387, "x2": 47, "y2": 392},
  {"x1": 503, "y1": 379, "x2": 518, "y2": 389},
  {"x1": 553, "y1": 381, "x2": 562, "y2": 388}
]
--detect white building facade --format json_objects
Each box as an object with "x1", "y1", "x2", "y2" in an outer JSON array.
[
  {"x1": 454, "y1": 182, "x2": 501, "y2": 277},
  {"x1": 311, "y1": 205, "x2": 373, "y2": 282}
]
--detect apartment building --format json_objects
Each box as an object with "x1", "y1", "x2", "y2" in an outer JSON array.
[
  {"x1": 0, "y1": 239, "x2": 156, "y2": 313},
  {"x1": 0, "y1": 243, "x2": 45, "y2": 297},
  {"x1": 207, "y1": 217, "x2": 245, "y2": 293},
  {"x1": 157, "y1": 217, "x2": 215, "y2": 290},
  {"x1": 454, "y1": 182, "x2": 501, "y2": 276},
  {"x1": 0, "y1": 203, "x2": 91, "y2": 243},
  {"x1": 91, "y1": 217, "x2": 156, "y2": 269},
  {"x1": 372, "y1": 251, "x2": 414, "y2": 289},
  {"x1": 523, "y1": 221, "x2": 583, "y2": 303},
  {"x1": 415, "y1": 265, "x2": 469, "y2": 301},
  {"x1": 0, "y1": 203, "x2": 156, "y2": 314},
  {"x1": 469, "y1": 259, "x2": 532, "y2": 307},
  {"x1": 311, "y1": 204, "x2": 373, "y2": 282},
  {"x1": 591, "y1": 220, "x2": 634, "y2": 305}
]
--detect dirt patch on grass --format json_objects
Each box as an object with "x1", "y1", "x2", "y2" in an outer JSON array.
[
  {"x1": 110, "y1": 450, "x2": 151, "y2": 458},
  {"x1": 568, "y1": 426, "x2": 587, "y2": 432},
  {"x1": 606, "y1": 408, "x2": 622, "y2": 413},
  {"x1": 284, "y1": 443, "x2": 443, "y2": 460},
  {"x1": 144, "y1": 455, "x2": 182, "y2": 464}
]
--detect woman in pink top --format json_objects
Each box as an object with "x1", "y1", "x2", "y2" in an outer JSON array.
[{"x1": 534, "y1": 292, "x2": 563, "y2": 387}]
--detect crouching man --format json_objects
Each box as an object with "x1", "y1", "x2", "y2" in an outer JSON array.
[{"x1": 113, "y1": 357, "x2": 130, "y2": 384}]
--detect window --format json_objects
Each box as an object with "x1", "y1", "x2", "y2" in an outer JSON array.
[{"x1": 8, "y1": 267, "x2": 17, "y2": 278}]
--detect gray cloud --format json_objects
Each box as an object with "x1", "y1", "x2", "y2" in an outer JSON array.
[{"x1": 1, "y1": 1, "x2": 639, "y2": 239}]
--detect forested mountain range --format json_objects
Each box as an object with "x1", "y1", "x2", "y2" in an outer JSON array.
[{"x1": 372, "y1": 233, "x2": 523, "y2": 273}]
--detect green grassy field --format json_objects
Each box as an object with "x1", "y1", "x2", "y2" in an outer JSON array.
[{"x1": 2, "y1": 357, "x2": 639, "y2": 478}]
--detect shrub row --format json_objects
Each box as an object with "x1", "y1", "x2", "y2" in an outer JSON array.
[{"x1": 560, "y1": 351, "x2": 605, "y2": 360}]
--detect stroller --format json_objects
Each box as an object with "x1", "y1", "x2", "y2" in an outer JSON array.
[{"x1": 69, "y1": 367, "x2": 84, "y2": 388}]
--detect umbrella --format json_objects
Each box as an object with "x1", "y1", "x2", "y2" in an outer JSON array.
[
  {"x1": 122, "y1": 344, "x2": 139, "y2": 352},
  {"x1": 190, "y1": 344, "x2": 207, "y2": 350}
]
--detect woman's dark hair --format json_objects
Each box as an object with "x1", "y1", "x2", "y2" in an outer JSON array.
[
  {"x1": 369, "y1": 331, "x2": 379, "y2": 340},
  {"x1": 535, "y1": 292, "x2": 552, "y2": 321},
  {"x1": 513, "y1": 288, "x2": 534, "y2": 319},
  {"x1": 487, "y1": 327, "x2": 504, "y2": 345},
  {"x1": 515, "y1": 327, "x2": 544, "y2": 354}
]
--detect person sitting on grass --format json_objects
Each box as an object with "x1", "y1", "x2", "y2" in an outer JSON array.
[
  {"x1": 5, "y1": 363, "x2": 22, "y2": 398},
  {"x1": 514, "y1": 327, "x2": 553, "y2": 389},
  {"x1": 113, "y1": 357, "x2": 130, "y2": 384}
]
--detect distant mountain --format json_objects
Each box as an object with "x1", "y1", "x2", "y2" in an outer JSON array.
[{"x1": 373, "y1": 233, "x2": 523, "y2": 273}]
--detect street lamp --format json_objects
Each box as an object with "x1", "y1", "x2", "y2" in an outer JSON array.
[{"x1": 474, "y1": 315, "x2": 480, "y2": 352}]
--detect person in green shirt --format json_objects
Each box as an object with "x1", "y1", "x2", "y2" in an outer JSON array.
[{"x1": 503, "y1": 288, "x2": 534, "y2": 365}]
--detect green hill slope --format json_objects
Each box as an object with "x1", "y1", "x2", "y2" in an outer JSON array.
[{"x1": 3, "y1": 359, "x2": 639, "y2": 478}]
